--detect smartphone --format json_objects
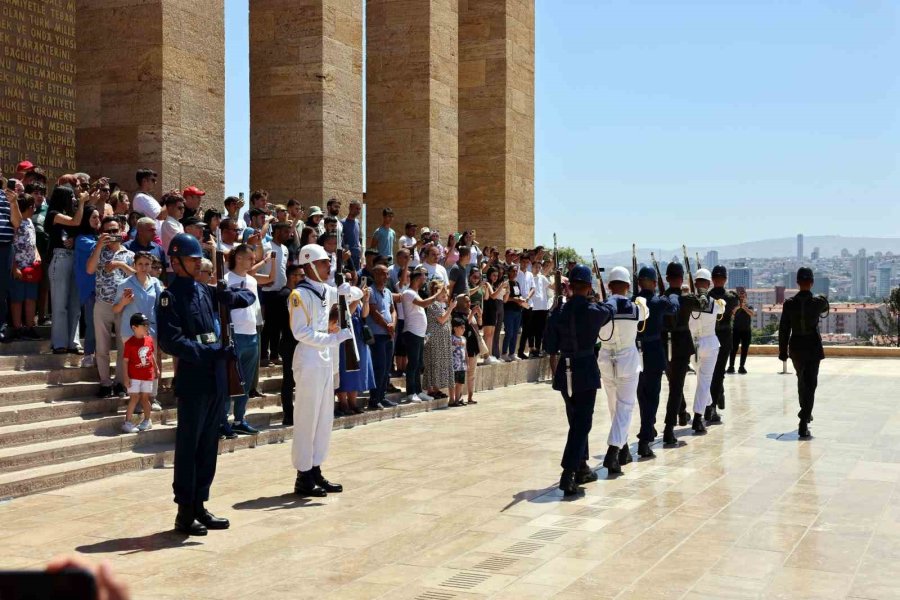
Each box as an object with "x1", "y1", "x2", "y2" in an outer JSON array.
[
  {"x1": 203, "y1": 229, "x2": 212, "y2": 243},
  {"x1": 270, "y1": 251, "x2": 276, "y2": 260},
  {"x1": 0, "y1": 569, "x2": 96, "y2": 600},
  {"x1": 360, "y1": 276, "x2": 368, "y2": 288}
]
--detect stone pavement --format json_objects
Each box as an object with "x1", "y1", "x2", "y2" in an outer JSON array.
[{"x1": 2, "y1": 356, "x2": 899, "y2": 599}]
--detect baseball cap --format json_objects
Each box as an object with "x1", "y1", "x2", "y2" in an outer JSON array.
[
  {"x1": 130, "y1": 312, "x2": 150, "y2": 327},
  {"x1": 183, "y1": 185, "x2": 206, "y2": 197},
  {"x1": 16, "y1": 160, "x2": 34, "y2": 172}
]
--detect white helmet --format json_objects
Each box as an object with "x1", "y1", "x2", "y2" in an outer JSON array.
[
  {"x1": 695, "y1": 268, "x2": 712, "y2": 281},
  {"x1": 298, "y1": 244, "x2": 329, "y2": 265},
  {"x1": 608, "y1": 266, "x2": 631, "y2": 284}
]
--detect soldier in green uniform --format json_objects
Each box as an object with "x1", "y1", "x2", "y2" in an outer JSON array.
[
  {"x1": 707, "y1": 265, "x2": 739, "y2": 424},
  {"x1": 778, "y1": 267, "x2": 829, "y2": 438}
]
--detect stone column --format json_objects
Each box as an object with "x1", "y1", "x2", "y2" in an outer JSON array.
[
  {"x1": 76, "y1": 0, "x2": 225, "y2": 200},
  {"x1": 250, "y1": 0, "x2": 363, "y2": 206},
  {"x1": 458, "y1": 0, "x2": 534, "y2": 250},
  {"x1": 367, "y1": 0, "x2": 458, "y2": 237}
]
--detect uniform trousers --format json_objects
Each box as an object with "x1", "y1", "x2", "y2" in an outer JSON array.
[
  {"x1": 664, "y1": 356, "x2": 690, "y2": 426},
  {"x1": 561, "y1": 389, "x2": 595, "y2": 471},
  {"x1": 791, "y1": 357, "x2": 820, "y2": 422},
  {"x1": 599, "y1": 361, "x2": 640, "y2": 448},
  {"x1": 173, "y1": 390, "x2": 226, "y2": 506},
  {"x1": 279, "y1": 338, "x2": 297, "y2": 424},
  {"x1": 729, "y1": 329, "x2": 751, "y2": 369},
  {"x1": 637, "y1": 368, "x2": 664, "y2": 442},
  {"x1": 693, "y1": 344, "x2": 718, "y2": 414},
  {"x1": 292, "y1": 362, "x2": 335, "y2": 472},
  {"x1": 711, "y1": 334, "x2": 731, "y2": 409}
]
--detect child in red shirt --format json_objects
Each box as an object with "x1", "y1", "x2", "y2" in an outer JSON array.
[{"x1": 121, "y1": 313, "x2": 160, "y2": 433}]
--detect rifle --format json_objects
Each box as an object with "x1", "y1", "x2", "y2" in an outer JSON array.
[
  {"x1": 214, "y1": 249, "x2": 246, "y2": 397},
  {"x1": 696, "y1": 252, "x2": 702, "y2": 270},
  {"x1": 552, "y1": 234, "x2": 563, "y2": 309},
  {"x1": 590, "y1": 248, "x2": 607, "y2": 301},
  {"x1": 632, "y1": 244, "x2": 639, "y2": 294},
  {"x1": 650, "y1": 252, "x2": 666, "y2": 292},
  {"x1": 335, "y1": 247, "x2": 360, "y2": 371},
  {"x1": 682, "y1": 245, "x2": 696, "y2": 295}
]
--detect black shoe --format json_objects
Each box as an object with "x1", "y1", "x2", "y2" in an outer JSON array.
[
  {"x1": 367, "y1": 401, "x2": 383, "y2": 411},
  {"x1": 195, "y1": 504, "x2": 230, "y2": 530},
  {"x1": 21, "y1": 328, "x2": 41, "y2": 341},
  {"x1": 294, "y1": 470, "x2": 327, "y2": 497},
  {"x1": 637, "y1": 441, "x2": 655, "y2": 458},
  {"x1": 113, "y1": 383, "x2": 128, "y2": 398},
  {"x1": 602, "y1": 446, "x2": 622, "y2": 474},
  {"x1": 231, "y1": 420, "x2": 259, "y2": 435},
  {"x1": 95, "y1": 385, "x2": 113, "y2": 398},
  {"x1": 716, "y1": 394, "x2": 725, "y2": 410},
  {"x1": 259, "y1": 358, "x2": 271, "y2": 368},
  {"x1": 559, "y1": 470, "x2": 578, "y2": 496},
  {"x1": 174, "y1": 505, "x2": 207, "y2": 536},
  {"x1": 219, "y1": 424, "x2": 238, "y2": 440},
  {"x1": 798, "y1": 420, "x2": 811, "y2": 439},
  {"x1": 0, "y1": 324, "x2": 10, "y2": 343},
  {"x1": 431, "y1": 391, "x2": 448, "y2": 399},
  {"x1": 618, "y1": 445, "x2": 633, "y2": 465},
  {"x1": 282, "y1": 418, "x2": 294, "y2": 426},
  {"x1": 67, "y1": 346, "x2": 84, "y2": 355},
  {"x1": 738, "y1": 366, "x2": 747, "y2": 374},
  {"x1": 663, "y1": 426, "x2": 677, "y2": 446},
  {"x1": 575, "y1": 463, "x2": 598, "y2": 484},
  {"x1": 386, "y1": 383, "x2": 402, "y2": 393},
  {"x1": 678, "y1": 411, "x2": 690, "y2": 427},
  {"x1": 726, "y1": 366, "x2": 735, "y2": 374},
  {"x1": 379, "y1": 399, "x2": 398, "y2": 408},
  {"x1": 692, "y1": 413, "x2": 707, "y2": 434},
  {"x1": 707, "y1": 405, "x2": 722, "y2": 423},
  {"x1": 312, "y1": 466, "x2": 342, "y2": 493},
  {"x1": 248, "y1": 389, "x2": 263, "y2": 398},
  {"x1": 52, "y1": 347, "x2": 68, "y2": 355}
]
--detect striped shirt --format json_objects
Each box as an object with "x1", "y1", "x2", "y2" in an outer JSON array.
[{"x1": 0, "y1": 190, "x2": 14, "y2": 244}]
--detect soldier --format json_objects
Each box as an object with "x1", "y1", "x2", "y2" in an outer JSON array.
[
  {"x1": 661, "y1": 263, "x2": 704, "y2": 444},
  {"x1": 598, "y1": 267, "x2": 649, "y2": 474},
  {"x1": 707, "y1": 265, "x2": 740, "y2": 423},
  {"x1": 289, "y1": 243, "x2": 354, "y2": 497},
  {"x1": 157, "y1": 233, "x2": 257, "y2": 536},
  {"x1": 634, "y1": 267, "x2": 679, "y2": 458},
  {"x1": 688, "y1": 269, "x2": 726, "y2": 434},
  {"x1": 778, "y1": 267, "x2": 829, "y2": 438},
  {"x1": 544, "y1": 265, "x2": 616, "y2": 495}
]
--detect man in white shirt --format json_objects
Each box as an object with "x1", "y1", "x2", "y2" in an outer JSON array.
[
  {"x1": 216, "y1": 217, "x2": 240, "y2": 256},
  {"x1": 398, "y1": 222, "x2": 420, "y2": 267},
  {"x1": 160, "y1": 193, "x2": 185, "y2": 282},
  {"x1": 260, "y1": 222, "x2": 291, "y2": 366},
  {"x1": 516, "y1": 252, "x2": 535, "y2": 358},
  {"x1": 132, "y1": 169, "x2": 164, "y2": 221},
  {"x1": 528, "y1": 260, "x2": 553, "y2": 356},
  {"x1": 223, "y1": 196, "x2": 246, "y2": 236},
  {"x1": 421, "y1": 244, "x2": 448, "y2": 286}
]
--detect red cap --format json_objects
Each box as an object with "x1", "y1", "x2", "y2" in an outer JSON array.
[
  {"x1": 182, "y1": 185, "x2": 206, "y2": 197},
  {"x1": 16, "y1": 160, "x2": 34, "y2": 172}
]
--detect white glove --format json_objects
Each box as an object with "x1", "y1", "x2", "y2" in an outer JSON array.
[
  {"x1": 634, "y1": 296, "x2": 650, "y2": 321},
  {"x1": 714, "y1": 298, "x2": 726, "y2": 314},
  {"x1": 337, "y1": 282, "x2": 352, "y2": 296}
]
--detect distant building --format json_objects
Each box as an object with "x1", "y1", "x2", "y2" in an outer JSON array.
[
  {"x1": 704, "y1": 250, "x2": 719, "y2": 268},
  {"x1": 797, "y1": 234, "x2": 804, "y2": 260},
  {"x1": 876, "y1": 264, "x2": 893, "y2": 299},
  {"x1": 841, "y1": 248, "x2": 850, "y2": 258},
  {"x1": 756, "y1": 302, "x2": 889, "y2": 339},
  {"x1": 852, "y1": 252, "x2": 870, "y2": 298},
  {"x1": 810, "y1": 247, "x2": 820, "y2": 261},
  {"x1": 812, "y1": 276, "x2": 831, "y2": 296},
  {"x1": 730, "y1": 266, "x2": 753, "y2": 289}
]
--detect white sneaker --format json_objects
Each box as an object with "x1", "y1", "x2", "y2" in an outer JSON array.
[
  {"x1": 80, "y1": 354, "x2": 96, "y2": 368},
  {"x1": 121, "y1": 421, "x2": 137, "y2": 433},
  {"x1": 418, "y1": 392, "x2": 434, "y2": 402},
  {"x1": 512, "y1": 355, "x2": 522, "y2": 362},
  {"x1": 137, "y1": 419, "x2": 152, "y2": 432},
  {"x1": 407, "y1": 394, "x2": 422, "y2": 403},
  {"x1": 151, "y1": 401, "x2": 162, "y2": 411}
]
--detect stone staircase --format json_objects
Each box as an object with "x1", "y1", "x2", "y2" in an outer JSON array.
[{"x1": 0, "y1": 333, "x2": 550, "y2": 499}]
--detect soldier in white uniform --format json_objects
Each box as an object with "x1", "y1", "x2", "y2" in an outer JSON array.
[
  {"x1": 289, "y1": 243, "x2": 354, "y2": 497},
  {"x1": 598, "y1": 267, "x2": 649, "y2": 475},
  {"x1": 687, "y1": 268, "x2": 726, "y2": 434}
]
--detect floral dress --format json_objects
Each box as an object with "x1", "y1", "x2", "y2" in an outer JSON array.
[{"x1": 424, "y1": 302, "x2": 454, "y2": 389}]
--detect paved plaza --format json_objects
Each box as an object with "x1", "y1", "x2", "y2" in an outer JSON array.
[{"x1": 2, "y1": 356, "x2": 900, "y2": 599}]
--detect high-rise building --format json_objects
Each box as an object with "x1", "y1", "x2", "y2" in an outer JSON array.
[
  {"x1": 810, "y1": 247, "x2": 820, "y2": 261},
  {"x1": 797, "y1": 234, "x2": 804, "y2": 260},
  {"x1": 704, "y1": 250, "x2": 719, "y2": 268},
  {"x1": 729, "y1": 261, "x2": 753, "y2": 289},
  {"x1": 876, "y1": 264, "x2": 893, "y2": 299},
  {"x1": 852, "y1": 252, "x2": 869, "y2": 298},
  {"x1": 812, "y1": 276, "x2": 831, "y2": 296},
  {"x1": 841, "y1": 248, "x2": 850, "y2": 258}
]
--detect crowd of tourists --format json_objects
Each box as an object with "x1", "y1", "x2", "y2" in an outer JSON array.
[{"x1": 0, "y1": 162, "x2": 554, "y2": 437}]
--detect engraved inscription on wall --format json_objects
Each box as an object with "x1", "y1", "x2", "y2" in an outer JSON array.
[{"x1": 0, "y1": 0, "x2": 76, "y2": 180}]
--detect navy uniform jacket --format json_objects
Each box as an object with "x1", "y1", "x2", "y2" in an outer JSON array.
[
  {"x1": 544, "y1": 295, "x2": 616, "y2": 394},
  {"x1": 662, "y1": 287, "x2": 706, "y2": 359},
  {"x1": 635, "y1": 289, "x2": 679, "y2": 371},
  {"x1": 778, "y1": 290, "x2": 829, "y2": 362},
  {"x1": 157, "y1": 275, "x2": 257, "y2": 398},
  {"x1": 709, "y1": 286, "x2": 740, "y2": 341}
]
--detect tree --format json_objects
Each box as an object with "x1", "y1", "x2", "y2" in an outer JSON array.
[
  {"x1": 553, "y1": 246, "x2": 584, "y2": 266},
  {"x1": 751, "y1": 322, "x2": 779, "y2": 345},
  {"x1": 867, "y1": 287, "x2": 900, "y2": 347}
]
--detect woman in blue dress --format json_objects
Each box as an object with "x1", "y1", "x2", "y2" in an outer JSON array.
[{"x1": 337, "y1": 270, "x2": 376, "y2": 416}]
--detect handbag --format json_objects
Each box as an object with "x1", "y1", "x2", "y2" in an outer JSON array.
[
  {"x1": 21, "y1": 262, "x2": 42, "y2": 284},
  {"x1": 361, "y1": 324, "x2": 375, "y2": 346},
  {"x1": 476, "y1": 328, "x2": 490, "y2": 357}
]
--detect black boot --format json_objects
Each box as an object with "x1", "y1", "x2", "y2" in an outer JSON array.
[
  {"x1": 294, "y1": 470, "x2": 326, "y2": 497},
  {"x1": 663, "y1": 425, "x2": 677, "y2": 445},
  {"x1": 692, "y1": 413, "x2": 707, "y2": 434},
  {"x1": 559, "y1": 470, "x2": 578, "y2": 496},
  {"x1": 716, "y1": 393, "x2": 725, "y2": 410},
  {"x1": 798, "y1": 420, "x2": 811, "y2": 439},
  {"x1": 195, "y1": 502, "x2": 230, "y2": 530},
  {"x1": 312, "y1": 466, "x2": 343, "y2": 493},
  {"x1": 678, "y1": 410, "x2": 690, "y2": 427},
  {"x1": 174, "y1": 504, "x2": 207, "y2": 536},
  {"x1": 637, "y1": 441, "x2": 655, "y2": 458},
  {"x1": 618, "y1": 445, "x2": 633, "y2": 465},
  {"x1": 575, "y1": 462, "x2": 598, "y2": 484},
  {"x1": 603, "y1": 446, "x2": 622, "y2": 474},
  {"x1": 707, "y1": 405, "x2": 721, "y2": 424}
]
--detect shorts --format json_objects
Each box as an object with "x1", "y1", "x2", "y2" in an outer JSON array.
[
  {"x1": 128, "y1": 379, "x2": 154, "y2": 394},
  {"x1": 454, "y1": 370, "x2": 466, "y2": 384},
  {"x1": 10, "y1": 278, "x2": 38, "y2": 302},
  {"x1": 393, "y1": 319, "x2": 407, "y2": 357}
]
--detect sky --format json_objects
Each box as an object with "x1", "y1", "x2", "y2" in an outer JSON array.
[{"x1": 224, "y1": 1, "x2": 900, "y2": 254}]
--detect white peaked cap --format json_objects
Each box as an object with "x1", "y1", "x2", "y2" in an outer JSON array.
[
  {"x1": 298, "y1": 244, "x2": 329, "y2": 265},
  {"x1": 608, "y1": 266, "x2": 630, "y2": 284},
  {"x1": 695, "y1": 268, "x2": 712, "y2": 281}
]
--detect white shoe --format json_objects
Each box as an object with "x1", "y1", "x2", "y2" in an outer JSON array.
[
  {"x1": 121, "y1": 421, "x2": 137, "y2": 433},
  {"x1": 151, "y1": 401, "x2": 162, "y2": 411},
  {"x1": 418, "y1": 392, "x2": 434, "y2": 401},
  {"x1": 407, "y1": 394, "x2": 422, "y2": 404},
  {"x1": 137, "y1": 419, "x2": 152, "y2": 432},
  {"x1": 512, "y1": 355, "x2": 522, "y2": 362},
  {"x1": 80, "y1": 354, "x2": 96, "y2": 368}
]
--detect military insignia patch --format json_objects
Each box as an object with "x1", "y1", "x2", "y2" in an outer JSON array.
[
  {"x1": 160, "y1": 296, "x2": 169, "y2": 307},
  {"x1": 290, "y1": 294, "x2": 300, "y2": 308}
]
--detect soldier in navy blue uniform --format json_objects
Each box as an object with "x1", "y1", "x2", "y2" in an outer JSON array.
[
  {"x1": 778, "y1": 267, "x2": 829, "y2": 438},
  {"x1": 634, "y1": 267, "x2": 679, "y2": 458},
  {"x1": 707, "y1": 265, "x2": 740, "y2": 423},
  {"x1": 544, "y1": 265, "x2": 616, "y2": 496},
  {"x1": 157, "y1": 233, "x2": 257, "y2": 536}
]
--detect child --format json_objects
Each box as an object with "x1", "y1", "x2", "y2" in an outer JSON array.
[
  {"x1": 121, "y1": 313, "x2": 159, "y2": 433},
  {"x1": 150, "y1": 256, "x2": 164, "y2": 287},
  {"x1": 451, "y1": 318, "x2": 468, "y2": 407},
  {"x1": 10, "y1": 194, "x2": 42, "y2": 340}
]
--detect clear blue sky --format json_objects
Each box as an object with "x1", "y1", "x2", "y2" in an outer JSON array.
[{"x1": 225, "y1": 1, "x2": 900, "y2": 254}]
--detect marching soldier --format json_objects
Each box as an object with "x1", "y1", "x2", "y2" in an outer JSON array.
[
  {"x1": 688, "y1": 269, "x2": 726, "y2": 434},
  {"x1": 778, "y1": 267, "x2": 829, "y2": 438},
  {"x1": 289, "y1": 244, "x2": 354, "y2": 497},
  {"x1": 598, "y1": 267, "x2": 649, "y2": 474},
  {"x1": 707, "y1": 265, "x2": 739, "y2": 423},
  {"x1": 157, "y1": 233, "x2": 257, "y2": 536},
  {"x1": 544, "y1": 265, "x2": 616, "y2": 496},
  {"x1": 635, "y1": 267, "x2": 679, "y2": 458}
]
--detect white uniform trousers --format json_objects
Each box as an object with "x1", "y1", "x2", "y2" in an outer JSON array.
[
  {"x1": 692, "y1": 339, "x2": 719, "y2": 414},
  {"x1": 599, "y1": 348, "x2": 641, "y2": 449},
  {"x1": 291, "y1": 363, "x2": 334, "y2": 472}
]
